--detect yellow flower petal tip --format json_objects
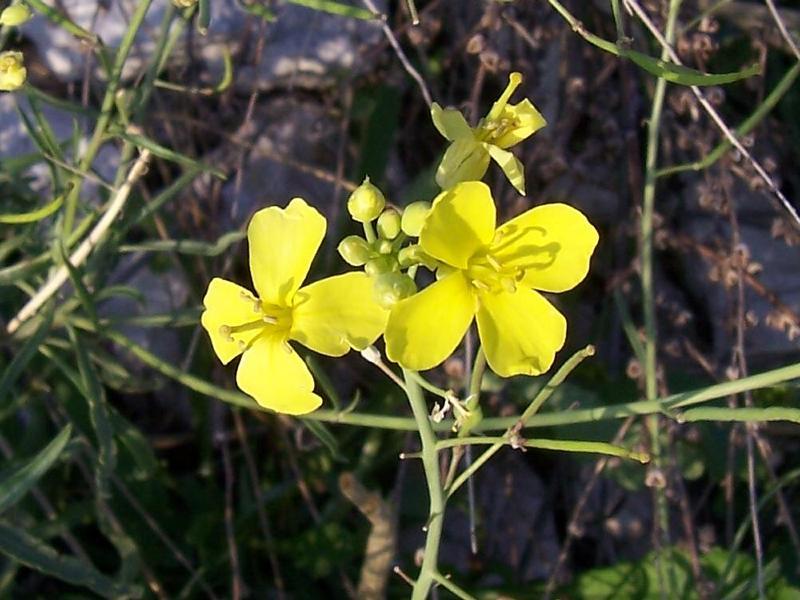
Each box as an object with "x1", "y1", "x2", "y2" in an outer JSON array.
[
  {"x1": 432, "y1": 71, "x2": 544, "y2": 193},
  {"x1": 201, "y1": 199, "x2": 387, "y2": 415},
  {"x1": 0, "y1": 51, "x2": 26, "y2": 92},
  {"x1": 385, "y1": 185, "x2": 597, "y2": 378}
]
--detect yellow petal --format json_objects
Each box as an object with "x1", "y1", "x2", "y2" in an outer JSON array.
[
  {"x1": 431, "y1": 102, "x2": 472, "y2": 141},
  {"x1": 201, "y1": 277, "x2": 264, "y2": 365},
  {"x1": 492, "y1": 100, "x2": 546, "y2": 149},
  {"x1": 493, "y1": 203, "x2": 599, "y2": 293},
  {"x1": 435, "y1": 137, "x2": 491, "y2": 191},
  {"x1": 248, "y1": 197, "x2": 326, "y2": 306},
  {"x1": 385, "y1": 272, "x2": 476, "y2": 371},
  {"x1": 236, "y1": 335, "x2": 322, "y2": 415},
  {"x1": 291, "y1": 272, "x2": 388, "y2": 356},
  {"x1": 476, "y1": 288, "x2": 566, "y2": 377},
  {"x1": 420, "y1": 181, "x2": 496, "y2": 269},
  {"x1": 487, "y1": 144, "x2": 526, "y2": 195}
]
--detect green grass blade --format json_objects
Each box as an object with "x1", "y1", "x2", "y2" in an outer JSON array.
[
  {"x1": 0, "y1": 425, "x2": 72, "y2": 514},
  {"x1": 0, "y1": 522, "x2": 139, "y2": 598}
]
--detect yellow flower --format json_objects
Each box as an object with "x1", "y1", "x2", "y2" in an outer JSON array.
[
  {"x1": 201, "y1": 198, "x2": 388, "y2": 415},
  {"x1": 0, "y1": 51, "x2": 26, "y2": 92},
  {"x1": 432, "y1": 72, "x2": 546, "y2": 195},
  {"x1": 385, "y1": 182, "x2": 598, "y2": 377}
]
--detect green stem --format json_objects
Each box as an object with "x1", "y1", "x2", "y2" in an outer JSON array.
[
  {"x1": 405, "y1": 371, "x2": 449, "y2": 399},
  {"x1": 641, "y1": 1, "x2": 682, "y2": 594},
  {"x1": 61, "y1": 0, "x2": 154, "y2": 235},
  {"x1": 402, "y1": 370, "x2": 444, "y2": 600}
]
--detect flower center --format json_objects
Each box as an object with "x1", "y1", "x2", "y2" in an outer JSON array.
[
  {"x1": 466, "y1": 248, "x2": 524, "y2": 294},
  {"x1": 480, "y1": 115, "x2": 519, "y2": 144},
  {"x1": 217, "y1": 290, "x2": 292, "y2": 349}
]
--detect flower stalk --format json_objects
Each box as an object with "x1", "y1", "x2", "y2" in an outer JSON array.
[{"x1": 402, "y1": 369, "x2": 445, "y2": 600}]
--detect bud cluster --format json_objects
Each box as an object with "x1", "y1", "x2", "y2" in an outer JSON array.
[{"x1": 339, "y1": 178, "x2": 437, "y2": 309}]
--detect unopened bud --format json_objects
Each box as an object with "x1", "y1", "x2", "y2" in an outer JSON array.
[
  {"x1": 338, "y1": 235, "x2": 372, "y2": 266},
  {"x1": 398, "y1": 244, "x2": 424, "y2": 268},
  {"x1": 347, "y1": 177, "x2": 386, "y2": 223},
  {"x1": 377, "y1": 208, "x2": 401, "y2": 240},
  {"x1": 373, "y1": 272, "x2": 417, "y2": 308},
  {"x1": 401, "y1": 201, "x2": 431, "y2": 237},
  {"x1": 376, "y1": 239, "x2": 394, "y2": 255},
  {"x1": 0, "y1": 4, "x2": 31, "y2": 26},
  {"x1": 0, "y1": 51, "x2": 26, "y2": 91},
  {"x1": 365, "y1": 255, "x2": 399, "y2": 277}
]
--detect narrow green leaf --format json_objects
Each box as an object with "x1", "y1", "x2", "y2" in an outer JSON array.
[
  {"x1": 622, "y1": 49, "x2": 760, "y2": 85},
  {"x1": 60, "y1": 247, "x2": 100, "y2": 330},
  {"x1": 284, "y1": 0, "x2": 375, "y2": 20},
  {"x1": 0, "y1": 522, "x2": 139, "y2": 598},
  {"x1": 112, "y1": 129, "x2": 227, "y2": 179},
  {"x1": 117, "y1": 231, "x2": 245, "y2": 256},
  {"x1": 67, "y1": 327, "x2": 116, "y2": 500},
  {"x1": 0, "y1": 310, "x2": 52, "y2": 403},
  {"x1": 303, "y1": 419, "x2": 345, "y2": 462},
  {"x1": 0, "y1": 195, "x2": 64, "y2": 224},
  {"x1": 0, "y1": 426, "x2": 72, "y2": 514}
]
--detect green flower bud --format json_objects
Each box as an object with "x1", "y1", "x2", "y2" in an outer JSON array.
[
  {"x1": 347, "y1": 177, "x2": 386, "y2": 223},
  {"x1": 398, "y1": 244, "x2": 438, "y2": 270},
  {"x1": 0, "y1": 51, "x2": 26, "y2": 92},
  {"x1": 338, "y1": 235, "x2": 372, "y2": 266},
  {"x1": 373, "y1": 272, "x2": 417, "y2": 309},
  {"x1": 401, "y1": 201, "x2": 431, "y2": 237},
  {"x1": 0, "y1": 4, "x2": 31, "y2": 26},
  {"x1": 376, "y1": 208, "x2": 401, "y2": 240},
  {"x1": 376, "y1": 239, "x2": 394, "y2": 255},
  {"x1": 365, "y1": 255, "x2": 399, "y2": 277}
]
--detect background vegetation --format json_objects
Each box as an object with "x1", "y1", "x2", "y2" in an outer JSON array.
[{"x1": 0, "y1": 0, "x2": 799, "y2": 597}]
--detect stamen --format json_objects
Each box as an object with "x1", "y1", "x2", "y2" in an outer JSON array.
[
  {"x1": 470, "y1": 279, "x2": 491, "y2": 291},
  {"x1": 237, "y1": 340, "x2": 246, "y2": 350},
  {"x1": 282, "y1": 341, "x2": 293, "y2": 354},
  {"x1": 262, "y1": 315, "x2": 277, "y2": 324},
  {"x1": 486, "y1": 254, "x2": 503, "y2": 272},
  {"x1": 218, "y1": 325, "x2": 233, "y2": 342},
  {"x1": 253, "y1": 300, "x2": 262, "y2": 313}
]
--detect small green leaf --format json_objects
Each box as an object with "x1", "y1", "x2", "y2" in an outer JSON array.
[
  {"x1": 0, "y1": 426, "x2": 72, "y2": 514},
  {"x1": 0, "y1": 310, "x2": 52, "y2": 403}
]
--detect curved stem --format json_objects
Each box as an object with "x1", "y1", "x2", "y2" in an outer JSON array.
[{"x1": 402, "y1": 369, "x2": 444, "y2": 600}]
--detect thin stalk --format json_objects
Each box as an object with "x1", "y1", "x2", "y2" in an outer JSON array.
[
  {"x1": 402, "y1": 370, "x2": 444, "y2": 600},
  {"x1": 641, "y1": 1, "x2": 682, "y2": 595},
  {"x1": 62, "y1": 0, "x2": 154, "y2": 234},
  {"x1": 430, "y1": 571, "x2": 476, "y2": 600},
  {"x1": 447, "y1": 346, "x2": 595, "y2": 498}
]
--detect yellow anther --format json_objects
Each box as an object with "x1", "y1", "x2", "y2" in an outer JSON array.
[
  {"x1": 218, "y1": 325, "x2": 233, "y2": 342},
  {"x1": 470, "y1": 279, "x2": 491, "y2": 291},
  {"x1": 262, "y1": 315, "x2": 277, "y2": 324},
  {"x1": 486, "y1": 254, "x2": 503, "y2": 272},
  {"x1": 501, "y1": 277, "x2": 517, "y2": 294}
]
